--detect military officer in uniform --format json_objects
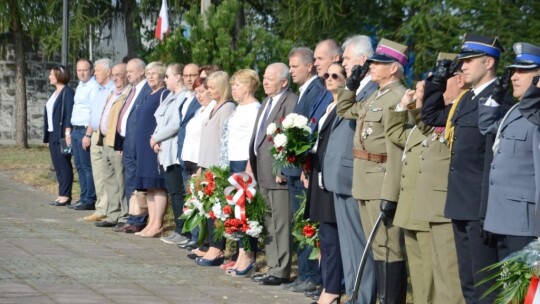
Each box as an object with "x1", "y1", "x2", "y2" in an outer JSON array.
[
  {"x1": 421, "y1": 34, "x2": 510, "y2": 303},
  {"x1": 386, "y1": 87, "x2": 433, "y2": 303},
  {"x1": 337, "y1": 38, "x2": 407, "y2": 304},
  {"x1": 478, "y1": 42, "x2": 540, "y2": 258},
  {"x1": 416, "y1": 53, "x2": 467, "y2": 304}
]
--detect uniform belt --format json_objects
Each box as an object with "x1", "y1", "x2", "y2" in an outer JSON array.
[
  {"x1": 352, "y1": 148, "x2": 387, "y2": 163},
  {"x1": 72, "y1": 125, "x2": 86, "y2": 130}
]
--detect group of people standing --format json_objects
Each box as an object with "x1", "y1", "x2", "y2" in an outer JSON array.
[{"x1": 42, "y1": 31, "x2": 540, "y2": 304}]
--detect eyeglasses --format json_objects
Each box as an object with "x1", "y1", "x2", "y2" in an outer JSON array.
[
  {"x1": 323, "y1": 73, "x2": 343, "y2": 80},
  {"x1": 183, "y1": 74, "x2": 199, "y2": 78}
]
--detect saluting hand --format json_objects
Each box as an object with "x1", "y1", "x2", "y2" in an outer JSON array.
[{"x1": 491, "y1": 68, "x2": 512, "y2": 103}]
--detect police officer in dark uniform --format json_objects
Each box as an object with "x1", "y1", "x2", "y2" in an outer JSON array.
[{"x1": 421, "y1": 34, "x2": 513, "y2": 304}]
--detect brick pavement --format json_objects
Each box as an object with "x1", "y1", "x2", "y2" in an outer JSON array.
[{"x1": 0, "y1": 173, "x2": 310, "y2": 304}]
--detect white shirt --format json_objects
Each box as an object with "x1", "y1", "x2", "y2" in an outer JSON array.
[
  {"x1": 227, "y1": 102, "x2": 261, "y2": 161},
  {"x1": 119, "y1": 79, "x2": 147, "y2": 137},
  {"x1": 71, "y1": 77, "x2": 98, "y2": 126},
  {"x1": 46, "y1": 92, "x2": 59, "y2": 132},
  {"x1": 181, "y1": 91, "x2": 195, "y2": 120},
  {"x1": 181, "y1": 100, "x2": 216, "y2": 163},
  {"x1": 254, "y1": 90, "x2": 286, "y2": 156},
  {"x1": 476, "y1": 78, "x2": 499, "y2": 107},
  {"x1": 312, "y1": 102, "x2": 336, "y2": 153},
  {"x1": 356, "y1": 74, "x2": 373, "y2": 96},
  {"x1": 298, "y1": 76, "x2": 318, "y2": 102}
]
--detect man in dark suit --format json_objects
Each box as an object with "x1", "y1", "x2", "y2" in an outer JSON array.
[
  {"x1": 96, "y1": 58, "x2": 151, "y2": 231},
  {"x1": 421, "y1": 34, "x2": 508, "y2": 303},
  {"x1": 322, "y1": 34, "x2": 378, "y2": 304},
  {"x1": 281, "y1": 46, "x2": 333, "y2": 293},
  {"x1": 248, "y1": 62, "x2": 297, "y2": 286}
]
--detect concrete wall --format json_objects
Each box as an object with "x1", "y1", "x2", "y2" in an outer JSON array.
[{"x1": 0, "y1": 43, "x2": 63, "y2": 144}]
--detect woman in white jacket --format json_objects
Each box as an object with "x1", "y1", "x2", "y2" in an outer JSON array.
[{"x1": 149, "y1": 63, "x2": 188, "y2": 240}]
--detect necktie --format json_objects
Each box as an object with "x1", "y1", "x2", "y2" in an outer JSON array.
[
  {"x1": 116, "y1": 87, "x2": 136, "y2": 134},
  {"x1": 255, "y1": 97, "x2": 273, "y2": 145}
]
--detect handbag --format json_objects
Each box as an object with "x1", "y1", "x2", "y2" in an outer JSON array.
[{"x1": 58, "y1": 89, "x2": 72, "y2": 156}]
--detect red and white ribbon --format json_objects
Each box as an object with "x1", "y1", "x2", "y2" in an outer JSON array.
[
  {"x1": 224, "y1": 172, "x2": 257, "y2": 221},
  {"x1": 525, "y1": 276, "x2": 540, "y2": 304}
]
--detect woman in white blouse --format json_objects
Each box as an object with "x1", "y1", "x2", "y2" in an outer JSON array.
[{"x1": 220, "y1": 69, "x2": 261, "y2": 277}]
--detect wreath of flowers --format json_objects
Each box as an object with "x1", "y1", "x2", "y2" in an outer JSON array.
[
  {"x1": 181, "y1": 166, "x2": 230, "y2": 243},
  {"x1": 266, "y1": 113, "x2": 317, "y2": 174},
  {"x1": 291, "y1": 194, "x2": 319, "y2": 260},
  {"x1": 181, "y1": 167, "x2": 267, "y2": 251},
  {"x1": 479, "y1": 239, "x2": 540, "y2": 304}
]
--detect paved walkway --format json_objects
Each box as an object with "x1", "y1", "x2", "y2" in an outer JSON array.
[{"x1": 0, "y1": 173, "x2": 308, "y2": 304}]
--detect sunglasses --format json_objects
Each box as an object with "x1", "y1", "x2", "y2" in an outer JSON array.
[{"x1": 323, "y1": 73, "x2": 343, "y2": 80}]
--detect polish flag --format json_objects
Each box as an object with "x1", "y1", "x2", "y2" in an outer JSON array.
[{"x1": 154, "y1": 0, "x2": 170, "y2": 41}]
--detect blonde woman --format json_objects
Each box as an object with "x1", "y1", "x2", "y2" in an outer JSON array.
[
  {"x1": 221, "y1": 69, "x2": 261, "y2": 276},
  {"x1": 195, "y1": 71, "x2": 236, "y2": 266}
]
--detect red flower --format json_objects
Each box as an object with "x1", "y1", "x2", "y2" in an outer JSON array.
[
  {"x1": 208, "y1": 211, "x2": 216, "y2": 220},
  {"x1": 316, "y1": 241, "x2": 320, "y2": 248},
  {"x1": 276, "y1": 127, "x2": 282, "y2": 133},
  {"x1": 303, "y1": 225, "x2": 316, "y2": 238},
  {"x1": 223, "y1": 205, "x2": 232, "y2": 215},
  {"x1": 310, "y1": 117, "x2": 316, "y2": 124},
  {"x1": 267, "y1": 136, "x2": 273, "y2": 142},
  {"x1": 204, "y1": 171, "x2": 214, "y2": 183},
  {"x1": 280, "y1": 117, "x2": 285, "y2": 123},
  {"x1": 204, "y1": 182, "x2": 215, "y2": 195},
  {"x1": 286, "y1": 155, "x2": 297, "y2": 163},
  {"x1": 277, "y1": 146, "x2": 283, "y2": 152}
]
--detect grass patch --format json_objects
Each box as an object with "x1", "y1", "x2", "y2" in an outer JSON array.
[{"x1": 0, "y1": 145, "x2": 80, "y2": 199}]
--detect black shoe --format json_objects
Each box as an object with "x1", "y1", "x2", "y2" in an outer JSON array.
[
  {"x1": 73, "y1": 204, "x2": 95, "y2": 211},
  {"x1": 49, "y1": 198, "x2": 72, "y2": 206},
  {"x1": 95, "y1": 221, "x2": 116, "y2": 228},
  {"x1": 305, "y1": 287, "x2": 322, "y2": 298},
  {"x1": 187, "y1": 253, "x2": 201, "y2": 260},
  {"x1": 252, "y1": 273, "x2": 268, "y2": 282},
  {"x1": 67, "y1": 200, "x2": 83, "y2": 209},
  {"x1": 259, "y1": 275, "x2": 288, "y2": 286}
]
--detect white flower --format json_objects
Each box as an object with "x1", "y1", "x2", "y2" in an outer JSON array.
[
  {"x1": 197, "y1": 190, "x2": 204, "y2": 200},
  {"x1": 183, "y1": 208, "x2": 194, "y2": 216},
  {"x1": 282, "y1": 117, "x2": 294, "y2": 129},
  {"x1": 293, "y1": 115, "x2": 309, "y2": 128},
  {"x1": 246, "y1": 220, "x2": 263, "y2": 238},
  {"x1": 273, "y1": 133, "x2": 288, "y2": 148},
  {"x1": 212, "y1": 203, "x2": 228, "y2": 221},
  {"x1": 193, "y1": 199, "x2": 204, "y2": 213},
  {"x1": 266, "y1": 123, "x2": 277, "y2": 135},
  {"x1": 302, "y1": 125, "x2": 311, "y2": 133}
]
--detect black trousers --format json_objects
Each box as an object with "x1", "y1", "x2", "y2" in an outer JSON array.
[
  {"x1": 164, "y1": 164, "x2": 185, "y2": 235},
  {"x1": 452, "y1": 220, "x2": 499, "y2": 304},
  {"x1": 496, "y1": 234, "x2": 536, "y2": 261},
  {"x1": 319, "y1": 221, "x2": 343, "y2": 294},
  {"x1": 48, "y1": 140, "x2": 73, "y2": 197}
]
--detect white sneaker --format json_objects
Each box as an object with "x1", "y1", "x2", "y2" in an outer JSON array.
[{"x1": 160, "y1": 232, "x2": 190, "y2": 245}]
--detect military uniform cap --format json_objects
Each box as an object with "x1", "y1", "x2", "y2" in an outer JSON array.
[
  {"x1": 508, "y1": 42, "x2": 540, "y2": 69},
  {"x1": 368, "y1": 38, "x2": 408, "y2": 66},
  {"x1": 457, "y1": 33, "x2": 504, "y2": 60}
]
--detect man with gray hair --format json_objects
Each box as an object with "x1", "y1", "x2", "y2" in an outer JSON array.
[
  {"x1": 314, "y1": 39, "x2": 342, "y2": 79},
  {"x1": 321, "y1": 35, "x2": 378, "y2": 303},
  {"x1": 76, "y1": 58, "x2": 113, "y2": 213},
  {"x1": 249, "y1": 62, "x2": 297, "y2": 286},
  {"x1": 337, "y1": 38, "x2": 408, "y2": 304}
]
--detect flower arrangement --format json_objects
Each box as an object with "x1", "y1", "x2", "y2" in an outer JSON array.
[
  {"x1": 291, "y1": 194, "x2": 319, "y2": 260},
  {"x1": 266, "y1": 113, "x2": 316, "y2": 174},
  {"x1": 181, "y1": 168, "x2": 267, "y2": 251},
  {"x1": 478, "y1": 239, "x2": 540, "y2": 303},
  {"x1": 181, "y1": 166, "x2": 230, "y2": 242},
  {"x1": 217, "y1": 172, "x2": 267, "y2": 251}
]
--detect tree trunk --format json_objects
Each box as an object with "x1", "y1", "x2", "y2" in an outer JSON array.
[
  {"x1": 10, "y1": 0, "x2": 28, "y2": 148},
  {"x1": 122, "y1": 0, "x2": 143, "y2": 59}
]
